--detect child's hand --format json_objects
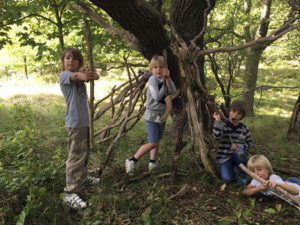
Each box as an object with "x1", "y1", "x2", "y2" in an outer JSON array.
[
  {"x1": 259, "y1": 184, "x2": 268, "y2": 191},
  {"x1": 267, "y1": 181, "x2": 277, "y2": 188},
  {"x1": 213, "y1": 112, "x2": 221, "y2": 121},
  {"x1": 230, "y1": 143, "x2": 238, "y2": 150},
  {"x1": 163, "y1": 68, "x2": 171, "y2": 83},
  {"x1": 85, "y1": 68, "x2": 99, "y2": 81}
]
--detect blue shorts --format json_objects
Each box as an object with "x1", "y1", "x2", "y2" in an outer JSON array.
[{"x1": 145, "y1": 120, "x2": 166, "y2": 143}]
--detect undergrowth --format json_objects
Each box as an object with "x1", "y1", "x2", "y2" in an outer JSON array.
[{"x1": 0, "y1": 65, "x2": 300, "y2": 224}]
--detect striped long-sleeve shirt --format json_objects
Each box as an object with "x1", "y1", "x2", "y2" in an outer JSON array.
[{"x1": 213, "y1": 120, "x2": 252, "y2": 164}]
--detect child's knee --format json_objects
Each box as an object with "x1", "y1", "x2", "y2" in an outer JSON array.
[
  {"x1": 149, "y1": 142, "x2": 159, "y2": 148},
  {"x1": 234, "y1": 148, "x2": 248, "y2": 163},
  {"x1": 220, "y1": 170, "x2": 235, "y2": 183}
]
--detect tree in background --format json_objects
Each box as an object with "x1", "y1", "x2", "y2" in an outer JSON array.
[
  {"x1": 242, "y1": 0, "x2": 300, "y2": 114},
  {"x1": 1, "y1": 0, "x2": 300, "y2": 176}
]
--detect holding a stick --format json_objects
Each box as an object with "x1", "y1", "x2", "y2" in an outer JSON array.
[
  {"x1": 242, "y1": 155, "x2": 300, "y2": 207},
  {"x1": 212, "y1": 100, "x2": 252, "y2": 186}
]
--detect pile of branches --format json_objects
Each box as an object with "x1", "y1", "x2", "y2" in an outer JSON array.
[{"x1": 94, "y1": 69, "x2": 151, "y2": 176}]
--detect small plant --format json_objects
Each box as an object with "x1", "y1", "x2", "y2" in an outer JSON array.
[
  {"x1": 220, "y1": 198, "x2": 255, "y2": 225},
  {"x1": 264, "y1": 204, "x2": 288, "y2": 215}
]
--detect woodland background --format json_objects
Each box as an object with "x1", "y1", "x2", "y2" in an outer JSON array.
[{"x1": 1, "y1": 0, "x2": 300, "y2": 224}]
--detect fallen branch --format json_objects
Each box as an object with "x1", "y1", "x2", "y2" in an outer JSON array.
[
  {"x1": 168, "y1": 184, "x2": 190, "y2": 201},
  {"x1": 239, "y1": 163, "x2": 300, "y2": 209},
  {"x1": 128, "y1": 171, "x2": 151, "y2": 183}
]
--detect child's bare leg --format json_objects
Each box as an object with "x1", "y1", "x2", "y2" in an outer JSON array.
[
  {"x1": 134, "y1": 142, "x2": 158, "y2": 160},
  {"x1": 150, "y1": 144, "x2": 159, "y2": 160}
]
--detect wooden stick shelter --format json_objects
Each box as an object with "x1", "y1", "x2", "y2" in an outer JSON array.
[{"x1": 239, "y1": 163, "x2": 300, "y2": 209}]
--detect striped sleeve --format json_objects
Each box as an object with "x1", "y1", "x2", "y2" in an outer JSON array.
[{"x1": 212, "y1": 120, "x2": 225, "y2": 140}]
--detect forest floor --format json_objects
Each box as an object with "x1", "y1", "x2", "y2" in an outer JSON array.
[{"x1": 1, "y1": 66, "x2": 300, "y2": 224}]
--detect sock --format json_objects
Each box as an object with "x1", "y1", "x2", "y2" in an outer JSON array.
[
  {"x1": 149, "y1": 160, "x2": 156, "y2": 164},
  {"x1": 130, "y1": 156, "x2": 138, "y2": 162}
]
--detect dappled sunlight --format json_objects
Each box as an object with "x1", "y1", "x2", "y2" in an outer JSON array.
[
  {"x1": 0, "y1": 75, "x2": 125, "y2": 101},
  {"x1": 255, "y1": 107, "x2": 292, "y2": 118}
]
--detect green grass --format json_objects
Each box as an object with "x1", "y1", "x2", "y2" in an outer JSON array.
[{"x1": 1, "y1": 65, "x2": 300, "y2": 224}]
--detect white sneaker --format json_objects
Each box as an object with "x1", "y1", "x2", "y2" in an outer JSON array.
[
  {"x1": 63, "y1": 193, "x2": 87, "y2": 209},
  {"x1": 148, "y1": 162, "x2": 157, "y2": 171},
  {"x1": 84, "y1": 176, "x2": 100, "y2": 185},
  {"x1": 125, "y1": 159, "x2": 136, "y2": 175}
]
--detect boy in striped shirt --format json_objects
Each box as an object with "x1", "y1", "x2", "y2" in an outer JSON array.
[{"x1": 213, "y1": 100, "x2": 252, "y2": 186}]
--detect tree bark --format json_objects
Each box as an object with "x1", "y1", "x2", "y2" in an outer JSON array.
[
  {"x1": 89, "y1": 0, "x2": 170, "y2": 60},
  {"x1": 90, "y1": 0, "x2": 217, "y2": 176},
  {"x1": 242, "y1": 0, "x2": 272, "y2": 114},
  {"x1": 287, "y1": 94, "x2": 300, "y2": 142},
  {"x1": 243, "y1": 47, "x2": 264, "y2": 114}
]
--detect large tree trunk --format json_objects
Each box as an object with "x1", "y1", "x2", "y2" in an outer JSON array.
[
  {"x1": 90, "y1": 0, "x2": 217, "y2": 176},
  {"x1": 89, "y1": 0, "x2": 170, "y2": 60},
  {"x1": 242, "y1": 0, "x2": 272, "y2": 114},
  {"x1": 287, "y1": 94, "x2": 300, "y2": 142},
  {"x1": 242, "y1": 48, "x2": 264, "y2": 114}
]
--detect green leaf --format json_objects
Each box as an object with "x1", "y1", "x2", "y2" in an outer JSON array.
[
  {"x1": 91, "y1": 221, "x2": 102, "y2": 225},
  {"x1": 38, "y1": 187, "x2": 46, "y2": 196},
  {"x1": 264, "y1": 208, "x2": 276, "y2": 214},
  {"x1": 275, "y1": 204, "x2": 282, "y2": 212}
]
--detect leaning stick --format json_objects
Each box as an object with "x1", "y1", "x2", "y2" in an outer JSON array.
[
  {"x1": 159, "y1": 49, "x2": 181, "y2": 124},
  {"x1": 84, "y1": 19, "x2": 95, "y2": 150},
  {"x1": 159, "y1": 89, "x2": 180, "y2": 124},
  {"x1": 239, "y1": 163, "x2": 300, "y2": 209},
  {"x1": 162, "y1": 48, "x2": 169, "y2": 96}
]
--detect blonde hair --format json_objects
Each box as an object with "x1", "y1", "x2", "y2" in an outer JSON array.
[
  {"x1": 247, "y1": 155, "x2": 273, "y2": 174},
  {"x1": 149, "y1": 55, "x2": 165, "y2": 71}
]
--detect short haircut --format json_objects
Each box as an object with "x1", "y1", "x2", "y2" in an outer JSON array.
[
  {"x1": 247, "y1": 155, "x2": 273, "y2": 174},
  {"x1": 149, "y1": 55, "x2": 165, "y2": 71},
  {"x1": 230, "y1": 99, "x2": 248, "y2": 119},
  {"x1": 61, "y1": 48, "x2": 84, "y2": 70}
]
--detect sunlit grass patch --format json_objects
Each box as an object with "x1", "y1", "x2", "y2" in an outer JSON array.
[{"x1": 0, "y1": 70, "x2": 129, "y2": 100}]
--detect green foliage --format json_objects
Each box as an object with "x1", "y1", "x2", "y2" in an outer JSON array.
[
  {"x1": 0, "y1": 102, "x2": 66, "y2": 225},
  {"x1": 220, "y1": 198, "x2": 255, "y2": 224},
  {"x1": 0, "y1": 0, "x2": 146, "y2": 81},
  {"x1": 1, "y1": 65, "x2": 300, "y2": 224}
]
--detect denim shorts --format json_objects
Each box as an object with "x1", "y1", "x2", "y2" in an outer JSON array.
[{"x1": 145, "y1": 120, "x2": 166, "y2": 143}]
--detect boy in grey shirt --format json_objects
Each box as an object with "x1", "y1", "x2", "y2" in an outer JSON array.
[{"x1": 60, "y1": 48, "x2": 99, "y2": 209}]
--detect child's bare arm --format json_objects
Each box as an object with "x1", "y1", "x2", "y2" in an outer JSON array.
[
  {"x1": 70, "y1": 68, "x2": 99, "y2": 82},
  {"x1": 268, "y1": 181, "x2": 299, "y2": 195},
  {"x1": 243, "y1": 183, "x2": 267, "y2": 196}
]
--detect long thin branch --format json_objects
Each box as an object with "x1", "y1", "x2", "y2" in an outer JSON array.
[
  {"x1": 222, "y1": 85, "x2": 300, "y2": 98},
  {"x1": 0, "y1": 15, "x2": 32, "y2": 27},
  {"x1": 239, "y1": 164, "x2": 300, "y2": 208},
  {"x1": 191, "y1": 0, "x2": 213, "y2": 45},
  {"x1": 195, "y1": 23, "x2": 300, "y2": 57},
  {"x1": 69, "y1": 1, "x2": 137, "y2": 48}
]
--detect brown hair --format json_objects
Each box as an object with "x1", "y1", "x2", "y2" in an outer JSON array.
[
  {"x1": 149, "y1": 55, "x2": 165, "y2": 71},
  {"x1": 247, "y1": 155, "x2": 273, "y2": 175},
  {"x1": 61, "y1": 48, "x2": 84, "y2": 70},
  {"x1": 229, "y1": 99, "x2": 248, "y2": 119}
]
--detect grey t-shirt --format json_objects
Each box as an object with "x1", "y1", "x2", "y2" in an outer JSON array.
[{"x1": 60, "y1": 70, "x2": 89, "y2": 128}]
